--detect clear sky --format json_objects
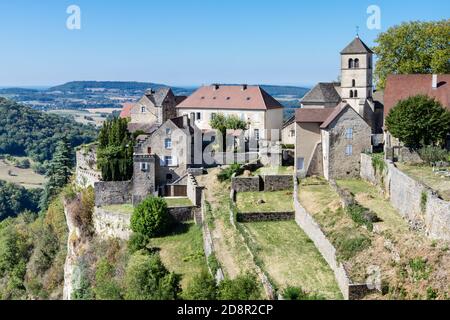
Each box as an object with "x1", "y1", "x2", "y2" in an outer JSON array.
[{"x1": 0, "y1": 0, "x2": 448, "y2": 87}]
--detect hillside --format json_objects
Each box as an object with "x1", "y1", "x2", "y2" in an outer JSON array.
[{"x1": 0, "y1": 98, "x2": 97, "y2": 162}]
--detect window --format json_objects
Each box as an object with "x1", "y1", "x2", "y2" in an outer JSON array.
[
  {"x1": 147, "y1": 147, "x2": 152, "y2": 154},
  {"x1": 254, "y1": 129, "x2": 260, "y2": 140},
  {"x1": 166, "y1": 174, "x2": 173, "y2": 181},
  {"x1": 350, "y1": 90, "x2": 354, "y2": 98},
  {"x1": 211, "y1": 113, "x2": 217, "y2": 120},
  {"x1": 354, "y1": 90, "x2": 358, "y2": 98},
  {"x1": 352, "y1": 79, "x2": 356, "y2": 87},
  {"x1": 196, "y1": 112, "x2": 202, "y2": 120},
  {"x1": 164, "y1": 156, "x2": 173, "y2": 167},
  {"x1": 348, "y1": 59, "x2": 354, "y2": 69},
  {"x1": 346, "y1": 128, "x2": 353, "y2": 140},
  {"x1": 140, "y1": 162, "x2": 148, "y2": 172},
  {"x1": 165, "y1": 138, "x2": 172, "y2": 149},
  {"x1": 297, "y1": 158, "x2": 304, "y2": 171},
  {"x1": 240, "y1": 113, "x2": 245, "y2": 121},
  {"x1": 290, "y1": 130, "x2": 295, "y2": 137},
  {"x1": 141, "y1": 106, "x2": 146, "y2": 113},
  {"x1": 354, "y1": 59, "x2": 360, "y2": 68},
  {"x1": 345, "y1": 145, "x2": 353, "y2": 156},
  {"x1": 166, "y1": 128, "x2": 171, "y2": 135}
]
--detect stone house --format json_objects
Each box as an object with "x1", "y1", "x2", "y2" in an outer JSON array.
[
  {"x1": 122, "y1": 88, "x2": 186, "y2": 134},
  {"x1": 383, "y1": 74, "x2": 450, "y2": 153},
  {"x1": 295, "y1": 103, "x2": 371, "y2": 180},
  {"x1": 281, "y1": 115, "x2": 296, "y2": 146},
  {"x1": 176, "y1": 84, "x2": 284, "y2": 142}
]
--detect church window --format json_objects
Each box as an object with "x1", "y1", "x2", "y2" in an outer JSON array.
[
  {"x1": 352, "y1": 79, "x2": 356, "y2": 87},
  {"x1": 354, "y1": 90, "x2": 358, "y2": 98},
  {"x1": 354, "y1": 59, "x2": 360, "y2": 68},
  {"x1": 348, "y1": 59, "x2": 354, "y2": 69},
  {"x1": 350, "y1": 90, "x2": 354, "y2": 98}
]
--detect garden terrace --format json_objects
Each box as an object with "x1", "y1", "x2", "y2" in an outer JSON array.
[
  {"x1": 164, "y1": 197, "x2": 194, "y2": 208},
  {"x1": 243, "y1": 221, "x2": 342, "y2": 300},
  {"x1": 101, "y1": 203, "x2": 134, "y2": 214},
  {"x1": 236, "y1": 191, "x2": 294, "y2": 213},
  {"x1": 254, "y1": 166, "x2": 294, "y2": 176}
]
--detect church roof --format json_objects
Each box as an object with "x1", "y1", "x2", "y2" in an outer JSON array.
[
  {"x1": 301, "y1": 83, "x2": 341, "y2": 104},
  {"x1": 341, "y1": 37, "x2": 374, "y2": 54}
]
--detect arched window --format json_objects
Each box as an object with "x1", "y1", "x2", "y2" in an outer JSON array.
[
  {"x1": 354, "y1": 59, "x2": 360, "y2": 68},
  {"x1": 352, "y1": 79, "x2": 356, "y2": 87},
  {"x1": 348, "y1": 59, "x2": 354, "y2": 69},
  {"x1": 350, "y1": 90, "x2": 354, "y2": 98},
  {"x1": 354, "y1": 90, "x2": 358, "y2": 98}
]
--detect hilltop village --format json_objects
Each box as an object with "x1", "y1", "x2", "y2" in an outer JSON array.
[{"x1": 68, "y1": 36, "x2": 450, "y2": 300}]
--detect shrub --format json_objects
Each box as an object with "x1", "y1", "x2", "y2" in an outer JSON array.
[
  {"x1": 419, "y1": 146, "x2": 449, "y2": 165},
  {"x1": 184, "y1": 271, "x2": 217, "y2": 300},
  {"x1": 420, "y1": 192, "x2": 428, "y2": 213},
  {"x1": 217, "y1": 164, "x2": 242, "y2": 182},
  {"x1": 409, "y1": 258, "x2": 429, "y2": 281},
  {"x1": 208, "y1": 254, "x2": 221, "y2": 276},
  {"x1": 94, "y1": 258, "x2": 122, "y2": 300},
  {"x1": 218, "y1": 273, "x2": 262, "y2": 300},
  {"x1": 371, "y1": 153, "x2": 386, "y2": 175},
  {"x1": 346, "y1": 204, "x2": 377, "y2": 231},
  {"x1": 335, "y1": 235, "x2": 371, "y2": 261},
  {"x1": 131, "y1": 197, "x2": 171, "y2": 238},
  {"x1": 282, "y1": 286, "x2": 325, "y2": 300},
  {"x1": 128, "y1": 233, "x2": 151, "y2": 254}
]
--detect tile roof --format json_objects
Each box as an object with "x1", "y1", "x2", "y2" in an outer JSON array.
[
  {"x1": 145, "y1": 87, "x2": 172, "y2": 106},
  {"x1": 176, "y1": 85, "x2": 283, "y2": 110},
  {"x1": 341, "y1": 37, "x2": 374, "y2": 54},
  {"x1": 320, "y1": 103, "x2": 352, "y2": 129},
  {"x1": 384, "y1": 74, "x2": 450, "y2": 116},
  {"x1": 295, "y1": 108, "x2": 335, "y2": 123},
  {"x1": 301, "y1": 83, "x2": 341, "y2": 104},
  {"x1": 282, "y1": 115, "x2": 296, "y2": 129},
  {"x1": 119, "y1": 102, "x2": 134, "y2": 118}
]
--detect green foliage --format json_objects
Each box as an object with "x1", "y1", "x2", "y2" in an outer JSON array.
[
  {"x1": 184, "y1": 270, "x2": 217, "y2": 300},
  {"x1": 207, "y1": 254, "x2": 221, "y2": 276},
  {"x1": 426, "y1": 287, "x2": 438, "y2": 300},
  {"x1": 420, "y1": 192, "x2": 428, "y2": 214},
  {"x1": 40, "y1": 138, "x2": 74, "y2": 210},
  {"x1": 419, "y1": 146, "x2": 450, "y2": 165},
  {"x1": 346, "y1": 204, "x2": 375, "y2": 232},
  {"x1": 371, "y1": 153, "x2": 386, "y2": 175},
  {"x1": 282, "y1": 286, "x2": 325, "y2": 300},
  {"x1": 0, "y1": 181, "x2": 42, "y2": 221},
  {"x1": 97, "y1": 117, "x2": 134, "y2": 181},
  {"x1": 209, "y1": 113, "x2": 248, "y2": 134},
  {"x1": 408, "y1": 258, "x2": 430, "y2": 281},
  {"x1": 72, "y1": 262, "x2": 94, "y2": 300},
  {"x1": 217, "y1": 273, "x2": 262, "y2": 300},
  {"x1": 217, "y1": 164, "x2": 242, "y2": 182},
  {"x1": 335, "y1": 234, "x2": 371, "y2": 261},
  {"x1": 373, "y1": 20, "x2": 450, "y2": 89},
  {"x1": 385, "y1": 95, "x2": 450, "y2": 149},
  {"x1": 281, "y1": 144, "x2": 295, "y2": 150},
  {"x1": 131, "y1": 197, "x2": 171, "y2": 238},
  {"x1": 124, "y1": 250, "x2": 181, "y2": 300},
  {"x1": 0, "y1": 98, "x2": 96, "y2": 163},
  {"x1": 94, "y1": 258, "x2": 122, "y2": 300}
]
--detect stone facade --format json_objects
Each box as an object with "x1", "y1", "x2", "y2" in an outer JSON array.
[
  {"x1": 75, "y1": 146, "x2": 101, "y2": 188},
  {"x1": 187, "y1": 174, "x2": 203, "y2": 207},
  {"x1": 93, "y1": 207, "x2": 132, "y2": 241},
  {"x1": 231, "y1": 176, "x2": 261, "y2": 192},
  {"x1": 231, "y1": 174, "x2": 293, "y2": 192},
  {"x1": 132, "y1": 154, "x2": 156, "y2": 204},
  {"x1": 168, "y1": 207, "x2": 195, "y2": 222},
  {"x1": 236, "y1": 212, "x2": 294, "y2": 222},
  {"x1": 94, "y1": 181, "x2": 131, "y2": 207}
]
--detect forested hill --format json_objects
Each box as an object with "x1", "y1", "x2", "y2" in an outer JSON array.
[{"x1": 0, "y1": 98, "x2": 97, "y2": 162}]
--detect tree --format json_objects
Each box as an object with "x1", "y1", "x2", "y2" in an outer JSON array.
[
  {"x1": 131, "y1": 197, "x2": 171, "y2": 238},
  {"x1": 385, "y1": 95, "x2": 450, "y2": 149},
  {"x1": 97, "y1": 117, "x2": 134, "y2": 181},
  {"x1": 184, "y1": 271, "x2": 217, "y2": 300},
  {"x1": 217, "y1": 273, "x2": 261, "y2": 300},
  {"x1": 94, "y1": 258, "x2": 122, "y2": 300},
  {"x1": 124, "y1": 251, "x2": 181, "y2": 300},
  {"x1": 373, "y1": 20, "x2": 450, "y2": 89},
  {"x1": 210, "y1": 114, "x2": 248, "y2": 134},
  {"x1": 0, "y1": 181, "x2": 41, "y2": 221},
  {"x1": 282, "y1": 286, "x2": 325, "y2": 300},
  {"x1": 40, "y1": 138, "x2": 73, "y2": 210}
]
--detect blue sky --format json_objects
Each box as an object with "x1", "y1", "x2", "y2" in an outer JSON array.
[{"x1": 0, "y1": 0, "x2": 448, "y2": 87}]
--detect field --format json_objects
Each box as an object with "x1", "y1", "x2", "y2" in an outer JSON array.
[
  {"x1": 244, "y1": 221, "x2": 342, "y2": 299},
  {"x1": 149, "y1": 222, "x2": 207, "y2": 293},
  {"x1": 47, "y1": 108, "x2": 120, "y2": 127},
  {"x1": 236, "y1": 191, "x2": 294, "y2": 212},
  {"x1": 396, "y1": 164, "x2": 450, "y2": 201},
  {"x1": 0, "y1": 158, "x2": 46, "y2": 189}
]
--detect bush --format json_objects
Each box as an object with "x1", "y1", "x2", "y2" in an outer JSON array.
[
  {"x1": 124, "y1": 251, "x2": 181, "y2": 300},
  {"x1": 282, "y1": 286, "x2": 325, "y2": 300},
  {"x1": 94, "y1": 258, "x2": 122, "y2": 300},
  {"x1": 184, "y1": 271, "x2": 217, "y2": 300},
  {"x1": 419, "y1": 146, "x2": 449, "y2": 165},
  {"x1": 217, "y1": 164, "x2": 242, "y2": 182},
  {"x1": 128, "y1": 233, "x2": 151, "y2": 254},
  {"x1": 346, "y1": 204, "x2": 377, "y2": 231},
  {"x1": 218, "y1": 273, "x2": 262, "y2": 300},
  {"x1": 208, "y1": 254, "x2": 221, "y2": 276},
  {"x1": 131, "y1": 197, "x2": 171, "y2": 238},
  {"x1": 335, "y1": 234, "x2": 371, "y2": 261}
]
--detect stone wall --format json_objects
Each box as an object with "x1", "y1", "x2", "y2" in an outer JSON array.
[
  {"x1": 168, "y1": 207, "x2": 194, "y2": 222},
  {"x1": 94, "y1": 181, "x2": 132, "y2": 207},
  {"x1": 262, "y1": 175, "x2": 294, "y2": 191},
  {"x1": 187, "y1": 174, "x2": 203, "y2": 207},
  {"x1": 231, "y1": 176, "x2": 261, "y2": 192},
  {"x1": 75, "y1": 148, "x2": 101, "y2": 188},
  {"x1": 236, "y1": 212, "x2": 295, "y2": 222},
  {"x1": 360, "y1": 153, "x2": 450, "y2": 241},
  {"x1": 93, "y1": 207, "x2": 132, "y2": 241}
]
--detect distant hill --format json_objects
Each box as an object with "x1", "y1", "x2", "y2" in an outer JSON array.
[{"x1": 260, "y1": 85, "x2": 309, "y2": 98}]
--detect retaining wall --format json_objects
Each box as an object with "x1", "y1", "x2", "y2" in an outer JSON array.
[
  {"x1": 93, "y1": 207, "x2": 132, "y2": 241},
  {"x1": 263, "y1": 175, "x2": 294, "y2": 191},
  {"x1": 94, "y1": 181, "x2": 132, "y2": 207},
  {"x1": 231, "y1": 176, "x2": 261, "y2": 192},
  {"x1": 236, "y1": 212, "x2": 295, "y2": 222}
]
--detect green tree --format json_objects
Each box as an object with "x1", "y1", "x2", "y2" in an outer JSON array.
[
  {"x1": 94, "y1": 258, "x2": 122, "y2": 300},
  {"x1": 373, "y1": 20, "x2": 450, "y2": 89},
  {"x1": 124, "y1": 251, "x2": 181, "y2": 300},
  {"x1": 210, "y1": 114, "x2": 248, "y2": 134},
  {"x1": 40, "y1": 138, "x2": 73, "y2": 210},
  {"x1": 97, "y1": 117, "x2": 134, "y2": 181},
  {"x1": 131, "y1": 197, "x2": 171, "y2": 238},
  {"x1": 217, "y1": 273, "x2": 261, "y2": 300},
  {"x1": 385, "y1": 95, "x2": 450, "y2": 149},
  {"x1": 0, "y1": 181, "x2": 41, "y2": 220},
  {"x1": 184, "y1": 271, "x2": 217, "y2": 300},
  {"x1": 282, "y1": 286, "x2": 325, "y2": 300}
]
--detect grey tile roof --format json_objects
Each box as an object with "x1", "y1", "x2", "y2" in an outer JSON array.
[
  {"x1": 301, "y1": 83, "x2": 341, "y2": 104},
  {"x1": 341, "y1": 37, "x2": 374, "y2": 54},
  {"x1": 145, "y1": 87, "x2": 171, "y2": 106}
]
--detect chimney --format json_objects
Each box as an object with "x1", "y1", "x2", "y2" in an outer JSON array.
[
  {"x1": 213, "y1": 84, "x2": 220, "y2": 91},
  {"x1": 432, "y1": 74, "x2": 438, "y2": 89},
  {"x1": 242, "y1": 84, "x2": 248, "y2": 91},
  {"x1": 189, "y1": 112, "x2": 195, "y2": 125}
]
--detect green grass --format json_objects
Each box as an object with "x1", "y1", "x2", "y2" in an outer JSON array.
[
  {"x1": 236, "y1": 191, "x2": 294, "y2": 213},
  {"x1": 396, "y1": 164, "x2": 450, "y2": 201},
  {"x1": 102, "y1": 204, "x2": 134, "y2": 214},
  {"x1": 164, "y1": 197, "x2": 193, "y2": 208},
  {"x1": 244, "y1": 221, "x2": 342, "y2": 300},
  {"x1": 255, "y1": 166, "x2": 294, "y2": 176},
  {"x1": 149, "y1": 222, "x2": 207, "y2": 292}
]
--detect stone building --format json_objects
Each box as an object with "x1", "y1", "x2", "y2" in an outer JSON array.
[
  {"x1": 295, "y1": 103, "x2": 371, "y2": 180},
  {"x1": 281, "y1": 115, "x2": 296, "y2": 146}
]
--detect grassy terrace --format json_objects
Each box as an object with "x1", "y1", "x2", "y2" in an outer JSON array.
[
  {"x1": 244, "y1": 221, "x2": 342, "y2": 299},
  {"x1": 102, "y1": 203, "x2": 134, "y2": 214},
  {"x1": 164, "y1": 197, "x2": 193, "y2": 207},
  {"x1": 149, "y1": 222, "x2": 206, "y2": 294},
  {"x1": 396, "y1": 163, "x2": 450, "y2": 201},
  {"x1": 254, "y1": 166, "x2": 294, "y2": 176},
  {"x1": 236, "y1": 191, "x2": 294, "y2": 213}
]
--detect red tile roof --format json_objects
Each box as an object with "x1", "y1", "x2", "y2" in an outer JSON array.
[
  {"x1": 176, "y1": 85, "x2": 283, "y2": 110},
  {"x1": 120, "y1": 102, "x2": 134, "y2": 118},
  {"x1": 295, "y1": 108, "x2": 335, "y2": 123},
  {"x1": 384, "y1": 74, "x2": 450, "y2": 117}
]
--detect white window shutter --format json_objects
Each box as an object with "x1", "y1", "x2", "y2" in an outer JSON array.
[{"x1": 173, "y1": 156, "x2": 178, "y2": 166}]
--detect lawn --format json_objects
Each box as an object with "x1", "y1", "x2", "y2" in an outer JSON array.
[
  {"x1": 255, "y1": 166, "x2": 294, "y2": 176},
  {"x1": 244, "y1": 221, "x2": 342, "y2": 300},
  {"x1": 164, "y1": 197, "x2": 193, "y2": 208},
  {"x1": 149, "y1": 222, "x2": 207, "y2": 292},
  {"x1": 0, "y1": 158, "x2": 46, "y2": 189},
  {"x1": 236, "y1": 191, "x2": 294, "y2": 213},
  {"x1": 102, "y1": 204, "x2": 134, "y2": 214},
  {"x1": 396, "y1": 163, "x2": 450, "y2": 201}
]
